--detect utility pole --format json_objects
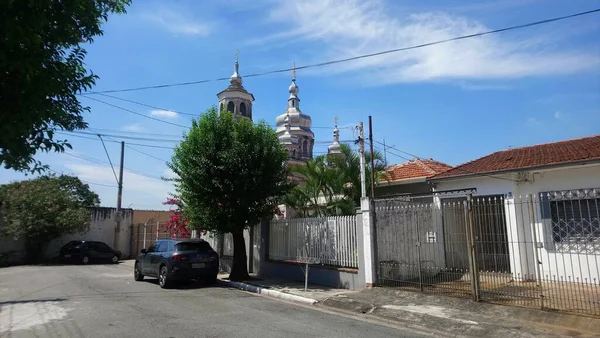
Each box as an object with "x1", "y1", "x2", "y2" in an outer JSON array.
[
  {"x1": 368, "y1": 116, "x2": 375, "y2": 199},
  {"x1": 382, "y1": 139, "x2": 387, "y2": 165},
  {"x1": 114, "y1": 141, "x2": 125, "y2": 250},
  {"x1": 358, "y1": 122, "x2": 367, "y2": 199}
]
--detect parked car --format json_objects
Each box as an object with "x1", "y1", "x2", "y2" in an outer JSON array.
[
  {"x1": 59, "y1": 240, "x2": 122, "y2": 264},
  {"x1": 134, "y1": 239, "x2": 219, "y2": 289}
]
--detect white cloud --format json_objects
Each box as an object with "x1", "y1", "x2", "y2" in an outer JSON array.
[
  {"x1": 253, "y1": 0, "x2": 599, "y2": 85},
  {"x1": 144, "y1": 8, "x2": 211, "y2": 37},
  {"x1": 150, "y1": 110, "x2": 178, "y2": 119},
  {"x1": 554, "y1": 111, "x2": 563, "y2": 120},
  {"x1": 121, "y1": 123, "x2": 146, "y2": 132}
]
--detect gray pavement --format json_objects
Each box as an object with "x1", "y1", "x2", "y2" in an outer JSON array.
[{"x1": 0, "y1": 264, "x2": 427, "y2": 338}]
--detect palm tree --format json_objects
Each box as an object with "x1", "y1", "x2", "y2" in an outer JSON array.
[{"x1": 285, "y1": 144, "x2": 385, "y2": 217}]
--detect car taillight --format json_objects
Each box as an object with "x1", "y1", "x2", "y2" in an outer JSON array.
[
  {"x1": 173, "y1": 254, "x2": 189, "y2": 261},
  {"x1": 209, "y1": 251, "x2": 218, "y2": 259}
]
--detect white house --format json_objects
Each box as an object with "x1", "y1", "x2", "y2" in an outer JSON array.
[{"x1": 428, "y1": 135, "x2": 600, "y2": 285}]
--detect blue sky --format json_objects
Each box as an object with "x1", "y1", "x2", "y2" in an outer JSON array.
[{"x1": 1, "y1": 0, "x2": 599, "y2": 210}]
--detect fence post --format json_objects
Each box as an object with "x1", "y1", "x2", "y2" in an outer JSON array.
[
  {"x1": 465, "y1": 194, "x2": 480, "y2": 301},
  {"x1": 528, "y1": 194, "x2": 544, "y2": 310},
  {"x1": 415, "y1": 207, "x2": 424, "y2": 292},
  {"x1": 361, "y1": 197, "x2": 376, "y2": 287}
]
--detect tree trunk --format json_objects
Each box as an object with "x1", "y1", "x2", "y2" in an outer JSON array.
[{"x1": 229, "y1": 229, "x2": 249, "y2": 281}]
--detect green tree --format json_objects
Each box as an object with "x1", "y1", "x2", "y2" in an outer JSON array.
[
  {"x1": 0, "y1": 175, "x2": 100, "y2": 262},
  {"x1": 0, "y1": 0, "x2": 131, "y2": 173},
  {"x1": 286, "y1": 144, "x2": 385, "y2": 217},
  {"x1": 168, "y1": 106, "x2": 291, "y2": 281}
]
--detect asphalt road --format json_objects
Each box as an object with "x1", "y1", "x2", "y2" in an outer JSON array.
[{"x1": 0, "y1": 263, "x2": 428, "y2": 338}]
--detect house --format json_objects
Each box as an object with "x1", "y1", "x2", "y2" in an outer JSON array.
[
  {"x1": 376, "y1": 158, "x2": 452, "y2": 201},
  {"x1": 428, "y1": 135, "x2": 600, "y2": 284}
]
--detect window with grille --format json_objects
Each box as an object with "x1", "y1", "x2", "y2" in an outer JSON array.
[{"x1": 541, "y1": 188, "x2": 600, "y2": 253}]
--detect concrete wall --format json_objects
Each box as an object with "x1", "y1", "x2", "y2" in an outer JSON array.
[
  {"x1": 433, "y1": 163, "x2": 600, "y2": 283},
  {"x1": 0, "y1": 207, "x2": 133, "y2": 262},
  {"x1": 132, "y1": 210, "x2": 172, "y2": 225}
]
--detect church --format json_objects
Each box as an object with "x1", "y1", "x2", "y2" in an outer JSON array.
[
  {"x1": 216, "y1": 54, "x2": 321, "y2": 218},
  {"x1": 216, "y1": 54, "x2": 316, "y2": 165}
]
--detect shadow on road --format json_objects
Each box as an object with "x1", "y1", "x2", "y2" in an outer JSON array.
[{"x1": 141, "y1": 278, "x2": 223, "y2": 290}]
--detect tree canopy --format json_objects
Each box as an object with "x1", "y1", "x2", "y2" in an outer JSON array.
[
  {"x1": 0, "y1": 0, "x2": 131, "y2": 173},
  {"x1": 0, "y1": 175, "x2": 100, "y2": 262},
  {"x1": 168, "y1": 106, "x2": 291, "y2": 280},
  {"x1": 285, "y1": 144, "x2": 385, "y2": 217}
]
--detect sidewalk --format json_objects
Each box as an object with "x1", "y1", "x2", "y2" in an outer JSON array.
[
  {"x1": 321, "y1": 287, "x2": 600, "y2": 338},
  {"x1": 217, "y1": 273, "x2": 348, "y2": 304}
]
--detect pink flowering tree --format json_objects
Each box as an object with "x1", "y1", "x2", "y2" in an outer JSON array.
[{"x1": 160, "y1": 197, "x2": 198, "y2": 239}]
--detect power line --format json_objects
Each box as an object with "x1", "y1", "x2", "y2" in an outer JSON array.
[
  {"x1": 80, "y1": 9, "x2": 600, "y2": 95},
  {"x1": 373, "y1": 144, "x2": 411, "y2": 162},
  {"x1": 90, "y1": 128, "x2": 183, "y2": 138},
  {"x1": 57, "y1": 131, "x2": 176, "y2": 149},
  {"x1": 85, "y1": 95, "x2": 339, "y2": 130},
  {"x1": 126, "y1": 145, "x2": 170, "y2": 162},
  {"x1": 373, "y1": 140, "x2": 422, "y2": 159},
  {"x1": 47, "y1": 168, "x2": 119, "y2": 188},
  {"x1": 81, "y1": 96, "x2": 191, "y2": 128},
  {"x1": 66, "y1": 130, "x2": 181, "y2": 143},
  {"x1": 97, "y1": 135, "x2": 120, "y2": 184},
  {"x1": 92, "y1": 93, "x2": 194, "y2": 116},
  {"x1": 63, "y1": 151, "x2": 164, "y2": 181}
]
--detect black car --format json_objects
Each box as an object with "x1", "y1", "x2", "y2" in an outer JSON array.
[
  {"x1": 134, "y1": 239, "x2": 219, "y2": 289},
  {"x1": 60, "y1": 240, "x2": 122, "y2": 264}
]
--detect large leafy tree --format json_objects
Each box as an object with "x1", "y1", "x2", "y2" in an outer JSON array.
[
  {"x1": 0, "y1": 175, "x2": 100, "y2": 262},
  {"x1": 0, "y1": 0, "x2": 131, "y2": 173},
  {"x1": 168, "y1": 106, "x2": 291, "y2": 281},
  {"x1": 286, "y1": 144, "x2": 385, "y2": 217}
]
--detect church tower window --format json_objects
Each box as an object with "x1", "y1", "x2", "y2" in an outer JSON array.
[
  {"x1": 227, "y1": 101, "x2": 235, "y2": 114},
  {"x1": 240, "y1": 102, "x2": 247, "y2": 116}
]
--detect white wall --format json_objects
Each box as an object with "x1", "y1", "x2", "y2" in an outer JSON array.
[
  {"x1": 433, "y1": 163, "x2": 600, "y2": 284},
  {"x1": 46, "y1": 208, "x2": 133, "y2": 259},
  {"x1": 1, "y1": 207, "x2": 133, "y2": 261},
  {"x1": 515, "y1": 164, "x2": 600, "y2": 284}
]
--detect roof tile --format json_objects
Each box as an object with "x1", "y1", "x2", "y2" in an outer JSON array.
[
  {"x1": 432, "y1": 135, "x2": 600, "y2": 179},
  {"x1": 383, "y1": 158, "x2": 452, "y2": 182}
]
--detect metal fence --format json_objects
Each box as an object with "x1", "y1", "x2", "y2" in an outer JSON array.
[
  {"x1": 374, "y1": 191, "x2": 600, "y2": 317},
  {"x1": 131, "y1": 221, "x2": 177, "y2": 255},
  {"x1": 269, "y1": 216, "x2": 359, "y2": 268}
]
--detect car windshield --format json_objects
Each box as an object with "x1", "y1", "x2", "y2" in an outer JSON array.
[
  {"x1": 175, "y1": 242, "x2": 212, "y2": 252},
  {"x1": 65, "y1": 241, "x2": 82, "y2": 249}
]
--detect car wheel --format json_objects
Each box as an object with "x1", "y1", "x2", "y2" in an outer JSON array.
[
  {"x1": 111, "y1": 255, "x2": 119, "y2": 264},
  {"x1": 81, "y1": 255, "x2": 90, "y2": 265},
  {"x1": 134, "y1": 263, "x2": 144, "y2": 281},
  {"x1": 158, "y1": 265, "x2": 171, "y2": 289}
]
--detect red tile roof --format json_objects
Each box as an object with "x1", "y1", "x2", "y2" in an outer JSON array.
[
  {"x1": 382, "y1": 158, "x2": 452, "y2": 182},
  {"x1": 431, "y1": 135, "x2": 600, "y2": 180}
]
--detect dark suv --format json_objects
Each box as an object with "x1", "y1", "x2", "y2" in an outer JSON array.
[
  {"x1": 59, "y1": 240, "x2": 121, "y2": 264},
  {"x1": 134, "y1": 239, "x2": 219, "y2": 288}
]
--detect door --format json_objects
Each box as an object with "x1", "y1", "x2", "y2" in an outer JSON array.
[
  {"x1": 142, "y1": 242, "x2": 158, "y2": 274},
  {"x1": 149, "y1": 241, "x2": 168, "y2": 274}
]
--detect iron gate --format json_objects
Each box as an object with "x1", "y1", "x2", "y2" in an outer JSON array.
[{"x1": 373, "y1": 192, "x2": 600, "y2": 317}]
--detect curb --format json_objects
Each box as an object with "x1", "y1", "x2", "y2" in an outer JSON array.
[{"x1": 217, "y1": 279, "x2": 318, "y2": 305}]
